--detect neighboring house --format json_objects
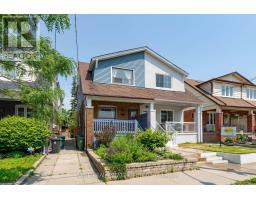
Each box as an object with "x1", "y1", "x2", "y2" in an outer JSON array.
[
  {"x1": 0, "y1": 66, "x2": 35, "y2": 119},
  {"x1": 185, "y1": 72, "x2": 256, "y2": 143},
  {"x1": 0, "y1": 66, "x2": 62, "y2": 132},
  {"x1": 77, "y1": 47, "x2": 203, "y2": 149}
]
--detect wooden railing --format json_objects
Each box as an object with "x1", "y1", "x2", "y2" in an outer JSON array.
[
  {"x1": 94, "y1": 119, "x2": 138, "y2": 134},
  {"x1": 164, "y1": 122, "x2": 196, "y2": 133}
]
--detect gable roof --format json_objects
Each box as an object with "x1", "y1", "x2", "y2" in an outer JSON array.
[
  {"x1": 197, "y1": 71, "x2": 255, "y2": 87},
  {"x1": 79, "y1": 62, "x2": 201, "y2": 104},
  {"x1": 89, "y1": 46, "x2": 189, "y2": 76},
  {"x1": 185, "y1": 78, "x2": 256, "y2": 109}
]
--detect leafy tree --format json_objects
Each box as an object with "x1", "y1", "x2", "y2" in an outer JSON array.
[
  {"x1": 70, "y1": 74, "x2": 78, "y2": 111},
  {"x1": 0, "y1": 14, "x2": 74, "y2": 124}
]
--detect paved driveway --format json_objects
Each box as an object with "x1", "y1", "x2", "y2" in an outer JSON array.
[{"x1": 24, "y1": 140, "x2": 103, "y2": 185}]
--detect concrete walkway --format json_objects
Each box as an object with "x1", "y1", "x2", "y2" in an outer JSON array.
[
  {"x1": 108, "y1": 163, "x2": 256, "y2": 185},
  {"x1": 24, "y1": 139, "x2": 103, "y2": 185}
]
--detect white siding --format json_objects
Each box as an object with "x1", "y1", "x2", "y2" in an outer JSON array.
[
  {"x1": 199, "y1": 82, "x2": 211, "y2": 94},
  {"x1": 185, "y1": 83, "x2": 216, "y2": 109},
  {"x1": 219, "y1": 74, "x2": 243, "y2": 83},
  {"x1": 213, "y1": 82, "x2": 241, "y2": 98},
  {"x1": 144, "y1": 52, "x2": 185, "y2": 92}
]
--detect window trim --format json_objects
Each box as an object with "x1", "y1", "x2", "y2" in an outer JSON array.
[
  {"x1": 221, "y1": 85, "x2": 234, "y2": 97},
  {"x1": 97, "y1": 105, "x2": 117, "y2": 119},
  {"x1": 160, "y1": 109, "x2": 174, "y2": 123},
  {"x1": 15, "y1": 105, "x2": 31, "y2": 118},
  {"x1": 155, "y1": 73, "x2": 172, "y2": 89},
  {"x1": 111, "y1": 66, "x2": 135, "y2": 86},
  {"x1": 246, "y1": 88, "x2": 256, "y2": 100}
]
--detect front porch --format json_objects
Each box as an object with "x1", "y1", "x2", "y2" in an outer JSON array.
[
  {"x1": 83, "y1": 96, "x2": 203, "y2": 148},
  {"x1": 203, "y1": 107, "x2": 256, "y2": 143}
]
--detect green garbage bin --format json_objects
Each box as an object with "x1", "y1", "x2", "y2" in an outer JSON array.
[
  {"x1": 59, "y1": 136, "x2": 65, "y2": 149},
  {"x1": 77, "y1": 135, "x2": 85, "y2": 151}
]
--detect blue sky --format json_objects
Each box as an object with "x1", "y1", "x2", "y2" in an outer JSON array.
[{"x1": 41, "y1": 15, "x2": 256, "y2": 109}]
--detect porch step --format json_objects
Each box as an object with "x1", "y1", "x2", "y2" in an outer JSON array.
[
  {"x1": 199, "y1": 152, "x2": 228, "y2": 165},
  {"x1": 200, "y1": 152, "x2": 217, "y2": 158}
]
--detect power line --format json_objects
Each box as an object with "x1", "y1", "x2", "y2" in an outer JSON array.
[{"x1": 74, "y1": 14, "x2": 79, "y2": 71}]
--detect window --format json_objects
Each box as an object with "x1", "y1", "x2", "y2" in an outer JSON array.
[
  {"x1": 160, "y1": 110, "x2": 174, "y2": 123},
  {"x1": 246, "y1": 88, "x2": 256, "y2": 100},
  {"x1": 15, "y1": 105, "x2": 32, "y2": 118},
  {"x1": 98, "y1": 107, "x2": 116, "y2": 119},
  {"x1": 112, "y1": 67, "x2": 134, "y2": 85},
  {"x1": 207, "y1": 113, "x2": 215, "y2": 125},
  {"x1": 156, "y1": 74, "x2": 171, "y2": 88},
  {"x1": 221, "y1": 85, "x2": 233, "y2": 97}
]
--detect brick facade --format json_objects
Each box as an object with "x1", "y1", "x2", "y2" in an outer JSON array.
[
  {"x1": 92, "y1": 101, "x2": 141, "y2": 120},
  {"x1": 183, "y1": 110, "x2": 195, "y2": 122},
  {"x1": 85, "y1": 107, "x2": 94, "y2": 149},
  {"x1": 247, "y1": 114, "x2": 256, "y2": 133}
]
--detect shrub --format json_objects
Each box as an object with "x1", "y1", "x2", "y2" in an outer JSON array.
[
  {"x1": 236, "y1": 134, "x2": 248, "y2": 143},
  {"x1": 95, "y1": 144, "x2": 107, "y2": 159},
  {"x1": 0, "y1": 116, "x2": 51, "y2": 152},
  {"x1": 225, "y1": 137, "x2": 234, "y2": 144},
  {"x1": 135, "y1": 129, "x2": 170, "y2": 151},
  {"x1": 95, "y1": 125, "x2": 116, "y2": 147}
]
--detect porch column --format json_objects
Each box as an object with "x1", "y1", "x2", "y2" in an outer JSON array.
[
  {"x1": 85, "y1": 97, "x2": 94, "y2": 149},
  {"x1": 148, "y1": 102, "x2": 156, "y2": 129},
  {"x1": 215, "y1": 111, "x2": 223, "y2": 140},
  {"x1": 247, "y1": 110, "x2": 255, "y2": 133},
  {"x1": 195, "y1": 105, "x2": 203, "y2": 143}
]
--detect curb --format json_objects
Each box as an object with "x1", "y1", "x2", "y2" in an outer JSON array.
[{"x1": 15, "y1": 154, "x2": 47, "y2": 185}]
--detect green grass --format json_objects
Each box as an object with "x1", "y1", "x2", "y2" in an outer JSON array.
[
  {"x1": 0, "y1": 154, "x2": 41, "y2": 183},
  {"x1": 235, "y1": 177, "x2": 256, "y2": 185},
  {"x1": 179, "y1": 143, "x2": 256, "y2": 154}
]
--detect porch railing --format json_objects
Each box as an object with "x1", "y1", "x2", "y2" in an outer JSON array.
[
  {"x1": 164, "y1": 122, "x2": 196, "y2": 133},
  {"x1": 94, "y1": 119, "x2": 138, "y2": 134}
]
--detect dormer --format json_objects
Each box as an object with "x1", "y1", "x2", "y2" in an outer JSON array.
[{"x1": 88, "y1": 47, "x2": 188, "y2": 92}]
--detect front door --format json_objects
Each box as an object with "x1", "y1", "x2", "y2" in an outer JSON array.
[{"x1": 128, "y1": 109, "x2": 138, "y2": 120}]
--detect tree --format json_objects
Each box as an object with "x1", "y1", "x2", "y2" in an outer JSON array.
[
  {"x1": 70, "y1": 74, "x2": 78, "y2": 111},
  {"x1": 0, "y1": 14, "x2": 74, "y2": 124}
]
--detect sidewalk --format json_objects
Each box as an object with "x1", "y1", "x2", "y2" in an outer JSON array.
[{"x1": 24, "y1": 139, "x2": 103, "y2": 185}]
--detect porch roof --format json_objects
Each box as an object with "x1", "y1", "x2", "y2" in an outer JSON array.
[
  {"x1": 79, "y1": 62, "x2": 202, "y2": 104},
  {"x1": 186, "y1": 78, "x2": 256, "y2": 109}
]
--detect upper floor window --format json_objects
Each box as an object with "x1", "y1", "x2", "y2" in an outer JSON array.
[
  {"x1": 221, "y1": 85, "x2": 233, "y2": 97},
  {"x1": 112, "y1": 67, "x2": 134, "y2": 85},
  {"x1": 246, "y1": 88, "x2": 256, "y2": 100},
  {"x1": 156, "y1": 74, "x2": 171, "y2": 88}
]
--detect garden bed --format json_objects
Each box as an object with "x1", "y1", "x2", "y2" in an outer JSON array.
[
  {"x1": 234, "y1": 177, "x2": 256, "y2": 185},
  {"x1": 87, "y1": 149, "x2": 198, "y2": 181}
]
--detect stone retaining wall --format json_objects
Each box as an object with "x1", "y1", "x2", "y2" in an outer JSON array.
[{"x1": 87, "y1": 149, "x2": 198, "y2": 181}]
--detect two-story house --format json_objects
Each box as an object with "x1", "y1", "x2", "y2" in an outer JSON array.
[
  {"x1": 185, "y1": 72, "x2": 256, "y2": 143},
  {"x1": 77, "y1": 47, "x2": 203, "y2": 149}
]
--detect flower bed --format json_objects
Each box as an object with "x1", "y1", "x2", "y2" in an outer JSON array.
[
  {"x1": 87, "y1": 149, "x2": 197, "y2": 181},
  {"x1": 90, "y1": 130, "x2": 198, "y2": 181}
]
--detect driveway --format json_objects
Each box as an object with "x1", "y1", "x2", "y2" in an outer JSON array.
[
  {"x1": 24, "y1": 139, "x2": 103, "y2": 185},
  {"x1": 108, "y1": 163, "x2": 256, "y2": 185}
]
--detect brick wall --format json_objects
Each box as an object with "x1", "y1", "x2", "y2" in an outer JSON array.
[
  {"x1": 247, "y1": 114, "x2": 256, "y2": 133},
  {"x1": 85, "y1": 107, "x2": 94, "y2": 149},
  {"x1": 92, "y1": 101, "x2": 141, "y2": 120},
  {"x1": 183, "y1": 110, "x2": 195, "y2": 122}
]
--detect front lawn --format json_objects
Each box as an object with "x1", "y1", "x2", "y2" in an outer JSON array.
[
  {"x1": 235, "y1": 177, "x2": 256, "y2": 185},
  {"x1": 179, "y1": 143, "x2": 256, "y2": 154},
  {"x1": 0, "y1": 154, "x2": 41, "y2": 183}
]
